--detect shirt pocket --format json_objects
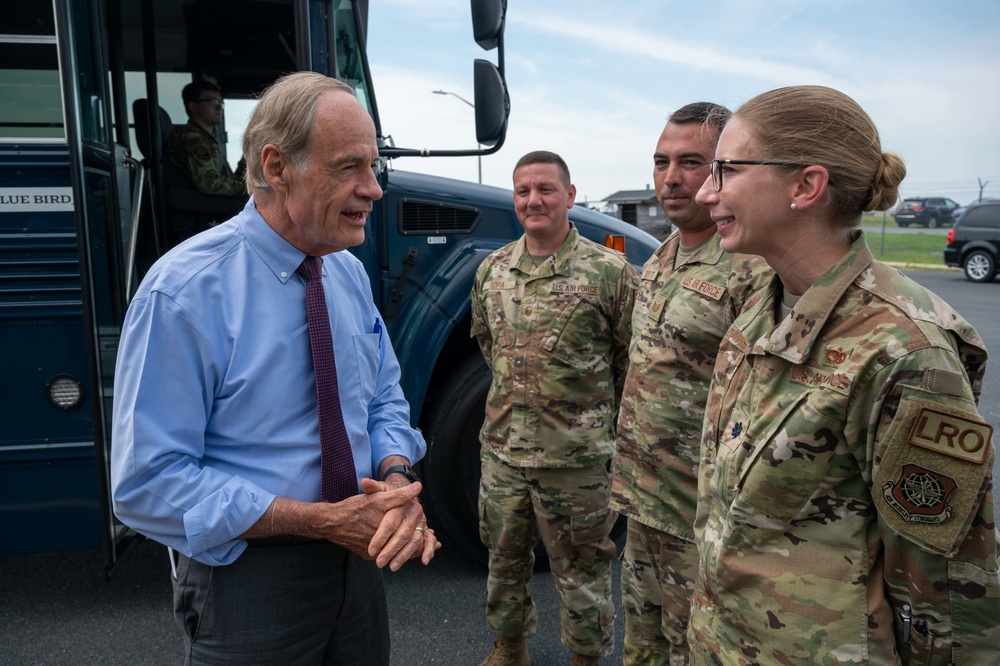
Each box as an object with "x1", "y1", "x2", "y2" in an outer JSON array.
[
  {"x1": 720, "y1": 390, "x2": 843, "y2": 528},
  {"x1": 486, "y1": 291, "x2": 514, "y2": 351},
  {"x1": 947, "y1": 558, "x2": 1000, "y2": 664},
  {"x1": 351, "y1": 333, "x2": 380, "y2": 407},
  {"x1": 628, "y1": 290, "x2": 666, "y2": 366},
  {"x1": 539, "y1": 294, "x2": 606, "y2": 368}
]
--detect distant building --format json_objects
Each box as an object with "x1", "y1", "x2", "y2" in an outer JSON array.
[{"x1": 604, "y1": 186, "x2": 671, "y2": 240}]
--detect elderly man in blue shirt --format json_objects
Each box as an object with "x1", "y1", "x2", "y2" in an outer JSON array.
[{"x1": 111, "y1": 72, "x2": 438, "y2": 665}]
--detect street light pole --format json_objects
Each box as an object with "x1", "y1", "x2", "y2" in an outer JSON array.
[{"x1": 432, "y1": 89, "x2": 482, "y2": 184}]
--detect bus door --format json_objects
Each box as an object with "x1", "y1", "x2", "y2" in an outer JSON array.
[{"x1": 54, "y1": 0, "x2": 142, "y2": 571}]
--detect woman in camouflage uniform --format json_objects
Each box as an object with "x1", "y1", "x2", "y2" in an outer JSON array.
[{"x1": 689, "y1": 85, "x2": 999, "y2": 664}]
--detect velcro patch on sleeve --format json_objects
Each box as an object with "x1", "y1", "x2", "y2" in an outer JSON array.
[
  {"x1": 873, "y1": 385, "x2": 995, "y2": 557},
  {"x1": 922, "y1": 368, "x2": 968, "y2": 396}
]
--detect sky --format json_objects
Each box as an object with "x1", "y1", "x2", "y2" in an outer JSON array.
[{"x1": 354, "y1": 0, "x2": 1000, "y2": 209}]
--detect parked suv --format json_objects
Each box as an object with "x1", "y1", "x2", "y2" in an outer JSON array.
[
  {"x1": 944, "y1": 201, "x2": 1000, "y2": 282},
  {"x1": 894, "y1": 197, "x2": 960, "y2": 228}
]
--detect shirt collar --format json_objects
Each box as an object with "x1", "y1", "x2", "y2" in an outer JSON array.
[
  {"x1": 741, "y1": 231, "x2": 873, "y2": 364},
  {"x1": 185, "y1": 119, "x2": 219, "y2": 142},
  {"x1": 665, "y1": 230, "x2": 725, "y2": 270},
  {"x1": 509, "y1": 225, "x2": 579, "y2": 278},
  {"x1": 237, "y1": 196, "x2": 309, "y2": 284}
]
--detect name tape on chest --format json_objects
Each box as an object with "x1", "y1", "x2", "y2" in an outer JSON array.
[
  {"x1": 681, "y1": 275, "x2": 724, "y2": 301},
  {"x1": 486, "y1": 280, "x2": 516, "y2": 291},
  {"x1": 788, "y1": 365, "x2": 854, "y2": 395},
  {"x1": 907, "y1": 407, "x2": 993, "y2": 465},
  {"x1": 724, "y1": 328, "x2": 749, "y2": 350},
  {"x1": 552, "y1": 283, "x2": 599, "y2": 295}
]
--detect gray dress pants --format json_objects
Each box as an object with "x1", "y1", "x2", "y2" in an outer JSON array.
[{"x1": 173, "y1": 542, "x2": 389, "y2": 665}]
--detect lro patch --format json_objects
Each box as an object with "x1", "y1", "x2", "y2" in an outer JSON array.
[{"x1": 907, "y1": 407, "x2": 993, "y2": 465}]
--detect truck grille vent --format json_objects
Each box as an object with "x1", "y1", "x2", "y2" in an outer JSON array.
[{"x1": 400, "y1": 199, "x2": 480, "y2": 235}]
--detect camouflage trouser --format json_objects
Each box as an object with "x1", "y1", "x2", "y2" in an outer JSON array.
[
  {"x1": 621, "y1": 519, "x2": 697, "y2": 666},
  {"x1": 479, "y1": 449, "x2": 617, "y2": 657}
]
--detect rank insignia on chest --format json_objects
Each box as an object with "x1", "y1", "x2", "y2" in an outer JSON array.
[
  {"x1": 731, "y1": 422, "x2": 743, "y2": 438},
  {"x1": 822, "y1": 345, "x2": 852, "y2": 366},
  {"x1": 882, "y1": 463, "x2": 957, "y2": 524}
]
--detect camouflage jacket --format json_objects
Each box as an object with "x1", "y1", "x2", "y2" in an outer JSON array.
[
  {"x1": 611, "y1": 231, "x2": 770, "y2": 539},
  {"x1": 167, "y1": 121, "x2": 246, "y2": 197},
  {"x1": 690, "y1": 232, "x2": 1000, "y2": 665},
  {"x1": 471, "y1": 226, "x2": 639, "y2": 468}
]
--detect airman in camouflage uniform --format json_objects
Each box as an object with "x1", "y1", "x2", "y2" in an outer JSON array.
[
  {"x1": 167, "y1": 80, "x2": 246, "y2": 198},
  {"x1": 692, "y1": 233, "x2": 999, "y2": 664},
  {"x1": 691, "y1": 86, "x2": 1000, "y2": 665},
  {"x1": 612, "y1": 103, "x2": 771, "y2": 666},
  {"x1": 471, "y1": 151, "x2": 638, "y2": 666}
]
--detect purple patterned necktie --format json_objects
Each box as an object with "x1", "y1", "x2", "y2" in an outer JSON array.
[{"x1": 298, "y1": 255, "x2": 357, "y2": 503}]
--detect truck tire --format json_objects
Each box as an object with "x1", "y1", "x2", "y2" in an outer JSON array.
[
  {"x1": 422, "y1": 354, "x2": 492, "y2": 564},
  {"x1": 926, "y1": 215, "x2": 939, "y2": 229},
  {"x1": 422, "y1": 354, "x2": 628, "y2": 567}
]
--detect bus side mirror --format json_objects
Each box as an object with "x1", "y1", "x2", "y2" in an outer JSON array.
[
  {"x1": 474, "y1": 59, "x2": 508, "y2": 147},
  {"x1": 471, "y1": 0, "x2": 504, "y2": 50}
]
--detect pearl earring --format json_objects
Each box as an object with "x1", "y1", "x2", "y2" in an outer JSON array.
[{"x1": 790, "y1": 203, "x2": 797, "y2": 210}]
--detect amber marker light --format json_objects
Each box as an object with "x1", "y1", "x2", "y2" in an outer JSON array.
[{"x1": 604, "y1": 235, "x2": 625, "y2": 253}]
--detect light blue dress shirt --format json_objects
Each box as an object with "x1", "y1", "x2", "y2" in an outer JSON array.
[{"x1": 111, "y1": 199, "x2": 426, "y2": 565}]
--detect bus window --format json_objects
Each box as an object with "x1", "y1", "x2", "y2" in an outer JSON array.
[
  {"x1": 122, "y1": 71, "x2": 192, "y2": 160},
  {"x1": 0, "y1": 4, "x2": 63, "y2": 140}
]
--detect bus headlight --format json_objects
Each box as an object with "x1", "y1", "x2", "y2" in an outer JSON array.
[{"x1": 46, "y1": 375, "x2": 84, "y2": 411}]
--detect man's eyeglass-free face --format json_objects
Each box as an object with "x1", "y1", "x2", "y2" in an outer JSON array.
[{"x1": 710, "y1": 159, "x2": 807, "y2": 192}]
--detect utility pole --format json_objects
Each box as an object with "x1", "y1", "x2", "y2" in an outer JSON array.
[
  {"x1": 979, "y1": 177, "x2": 989, "y2": 203},
  {"x1": 432, "y1": 89, "x2": 482, "y2": 184}
]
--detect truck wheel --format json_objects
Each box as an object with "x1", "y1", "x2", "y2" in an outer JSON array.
[
  {"x1": 422, "y1": 354, "x2": 627, "y2": 567},
  {"x1": 964, "y1": 250, "x2": 997, "y2": 283},
  {"x1": 926, "y1": 216, "x2": 939, "y2": 229},
  {"x1": 422, "y1": 355, "x2": 491, "y2": 564}
]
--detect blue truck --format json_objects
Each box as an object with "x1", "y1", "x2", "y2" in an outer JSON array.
[{"x1": 0, "y1": 0, "x2": 658, "y2": 570}]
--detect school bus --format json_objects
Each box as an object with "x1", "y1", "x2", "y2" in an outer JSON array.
[{"x1": 0, "y1": 0, "x2": 657, "y2": 570}]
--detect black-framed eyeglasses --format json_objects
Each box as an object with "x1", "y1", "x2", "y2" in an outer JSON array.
[
  {"x1": 710, "y1": 159, "x2": 807, "y2": 192},
  {"x1": 197, "y1": 98, "x2": 224, "y2": 108}
]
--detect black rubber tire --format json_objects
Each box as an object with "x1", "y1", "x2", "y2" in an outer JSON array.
[
  {"x1": 421, "y1": 354, "x2": 626, "y2": 568},
  {"x1": 896, "y1": 220, "x2": 909, "y2": 228},
  {"x1": 926, "y1": 216, "x2": 939, "y2": 229},
  {"x1": 963, "y1": 250, "x2": 997, "y2": 283},
  {"x1": 422, "y1": 354, "x2": 492, "y2": 565}
]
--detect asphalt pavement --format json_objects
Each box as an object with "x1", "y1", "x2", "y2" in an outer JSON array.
[{"x1": 0, "y1": 536, "x2": 623, "y2": 665}]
